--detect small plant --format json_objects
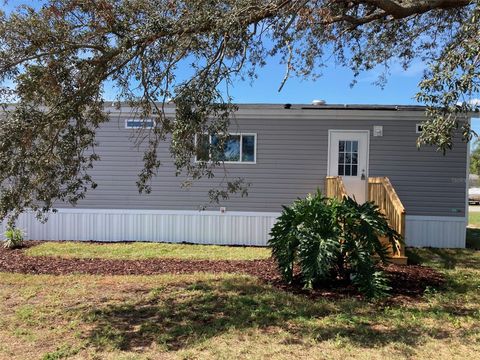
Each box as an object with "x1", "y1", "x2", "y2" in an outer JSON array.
[
  {"x1": 3, "y1": 226, "x2": 25, "y2": 249},
  {"x1": 269, "y1": 191, "x2": 402, "y2": 299}
]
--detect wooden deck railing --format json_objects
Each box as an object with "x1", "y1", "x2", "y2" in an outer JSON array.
[
  {"x1": 324, "y1": 176, "x2": 407, "y2": 264},
  {"x1": 368, "y1": 177, "x2": 406, "y2": 257},
  {"x1": 325, "y1": 176, "x2": 348, "y2": 200}
]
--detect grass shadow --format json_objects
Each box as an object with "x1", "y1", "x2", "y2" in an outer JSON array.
[
  {"x1": 406, "y1": 248, "x2": 458, "y2": 269},
  {"x1": 466, "y1": 227, "x2": 480, "y2": 250},
  {"x1": 406, "y1": 237, "x2": 480, "y2": 270},
  {"x1": 85, "y1": 277, "x2": 325, "y2": 351},
  {"x1": 83, "y1": 276, "x2": 456, "y2": 352}
]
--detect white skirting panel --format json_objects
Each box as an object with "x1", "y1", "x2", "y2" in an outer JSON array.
[
  {"x1": 1, "y1": 209, "x2": 280, "y2": 246},
  {"x1": 2, "y1": 211, "x2": 466, "y2": 248},
  {"x1": 405, "y1": 215, "x2": 467, "y2": 248}
]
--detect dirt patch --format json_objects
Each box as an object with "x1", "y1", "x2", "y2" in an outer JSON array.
[
  {"x1": 0, "y1": 241, "x2": 444, "y2": 299},
  {"x1": 0, "y1": 241, "x2": 279, "y2": 278},
  {"x1": 269, "y1": 263, "x2": 445, "y2": 301},
  {"x1": 382, "y1": 263, "x2": 445, "y2": 296}
]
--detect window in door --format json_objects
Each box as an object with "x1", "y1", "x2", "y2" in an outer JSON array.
[{"x1": 338, "y1": 140, "x2": 358, "y2": 176}]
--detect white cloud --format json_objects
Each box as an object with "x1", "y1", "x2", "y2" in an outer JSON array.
[
  {"x1": 456, "y1": 98, "x2": 480, "y2": 107},
  {"x1": 356, "y1": 60, "x2": 427, "y2": 84}
]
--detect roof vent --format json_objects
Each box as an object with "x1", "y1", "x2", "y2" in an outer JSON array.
[{"x1": 312, "y1": 99, "x2": 326, "y2": 106}]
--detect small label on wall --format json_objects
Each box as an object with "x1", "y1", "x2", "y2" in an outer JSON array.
[{"x1": 373, "y1": 126, "x2": 383, "y2": 137}]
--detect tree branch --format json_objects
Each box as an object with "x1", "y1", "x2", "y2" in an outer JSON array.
[{"x1": 362, "y1": 0, "x2": 472, "y2": 19}]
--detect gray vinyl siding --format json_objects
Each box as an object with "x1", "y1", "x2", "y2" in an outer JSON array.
[{"x1": 57, "y1": 106, "x2": 468, "y2": 217}]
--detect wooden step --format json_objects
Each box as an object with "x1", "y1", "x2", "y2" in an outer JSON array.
[
  {"x1": 388, "y1": 255, "x2": 408, "y2": 265},
  {"x1": 379, "y1": 235, "x2": 407, "y2": 265}
]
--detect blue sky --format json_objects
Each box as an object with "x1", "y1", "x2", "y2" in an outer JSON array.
[
  {"x1": 226, "y1": 60, "x2": 480, "y2": 138},
  {"x1": 102, "y1": 56, "x2": 428, "y2": 106}
]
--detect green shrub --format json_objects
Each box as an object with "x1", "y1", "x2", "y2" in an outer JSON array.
[
  {"x1": 269, "y1": 191, "x2": 401, "y2": 299},
  {"x1": 3, "y1": 226, "x2": 25, "y2": 249}
]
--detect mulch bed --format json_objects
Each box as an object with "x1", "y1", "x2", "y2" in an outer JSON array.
[
  {"x1": 0, "y1": 241, "x2": 280, "y2": 278},
  {"x1": 0, "y1": 241, "x2": 445, "y2": 300}
]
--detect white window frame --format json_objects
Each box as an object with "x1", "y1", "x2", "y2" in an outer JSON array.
[
  {"x1": 416, "y1": 123, "x2": 423, "y2": 133},
  {"x1": 195, "y1": 133, "x2": 257, "y2": 164},
  {"x1": 337, "y1": 139, "x2": 359, "y2": 176},
  {"x1": 125, "y1": 119, "x2": 155, "y2": 129}
]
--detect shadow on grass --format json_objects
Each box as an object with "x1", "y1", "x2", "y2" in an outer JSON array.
[
  {"x1": 406, "y1": 228, "x2": 480, "y2": 270},
  {"x1": 83, "y1": 277, "x2": 456, "y2": 353},
  {"x1": 466, "y1": 228, "x2": 480, "y2": 249},
  {"x1": 407, "y1": 248, "x2": 480, "y2": 270}
]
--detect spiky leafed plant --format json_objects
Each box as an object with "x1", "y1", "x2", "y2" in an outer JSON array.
[
  {"x1": 3, "y1": 226, "x2": 25, "y2": 249},
  {"x1": 337, "y1": 197, "x2": 400, "y2": 298},
  {"x1": 269, "y1": 191, "x2": 401, "y2": 299},
  {"x1": 269, "y1": 192, "x2": 341, "y2": 284}
]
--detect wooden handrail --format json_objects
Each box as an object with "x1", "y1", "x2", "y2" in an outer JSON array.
[
  {"x1": 368, "y1": 177, "x2": 406, "y2": 257},
  {"x1": 325, "y1": 176, "x2": 347, "y2": 200}
]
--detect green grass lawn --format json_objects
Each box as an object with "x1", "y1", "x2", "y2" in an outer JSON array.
[
  {"x1": 467, "y1": 211, "x2": 480, "y2": 248},
  {"x1": 1, "y1": 240, "x2": 480, "y2": 359},
  {"x1": 25, "y1": 241, "x2": 271, "y2": 261}
]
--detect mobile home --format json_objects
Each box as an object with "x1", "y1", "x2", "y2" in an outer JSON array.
[{"x1": 5, "y1": 103, "x2": 470, "y2": 249}]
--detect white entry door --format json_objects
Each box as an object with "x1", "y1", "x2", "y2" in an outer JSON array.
[{"x1": 328, "y1": 130, "x2": 369, "y2": 203}]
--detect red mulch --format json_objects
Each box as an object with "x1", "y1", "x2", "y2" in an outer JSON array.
[{"x1": 0, "y1": 241, "x2": 445, "y2": 300}]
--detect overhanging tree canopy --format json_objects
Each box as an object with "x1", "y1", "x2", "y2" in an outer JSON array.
[{"x1": 0, "y1": 0, "x2": 479, "y2": 224}]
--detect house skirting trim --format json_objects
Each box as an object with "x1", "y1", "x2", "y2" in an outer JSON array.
[
  {"x1": 405, "y1": 215, "x2": 466, "y2": 248},
  {"x1": 2, "y1": 209, "x2": 281, "y2": 246},
  {"x1": 2, "y1": 210, "x2": 467, "y2": 248}
]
